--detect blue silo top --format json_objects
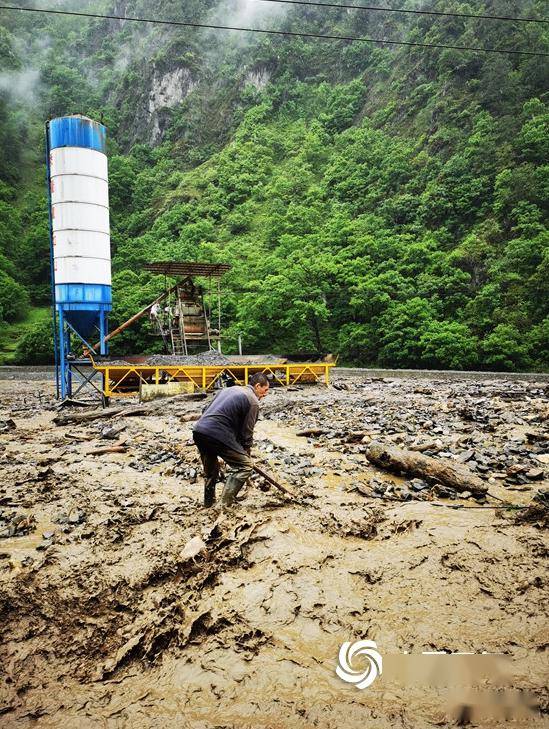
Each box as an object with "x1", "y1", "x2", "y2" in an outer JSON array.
[{"x1": 48, "y1": 115, "x2": 106, "y2": 153}]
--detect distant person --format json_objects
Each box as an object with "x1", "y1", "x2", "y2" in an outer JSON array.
[{"x1": 192, "y1": 373, "x2": 270, "y2": 507}]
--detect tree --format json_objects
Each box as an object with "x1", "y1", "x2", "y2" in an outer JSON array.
[
  {"x1": 527, "y1": 318, "x2": 549, "y2": 371},
  {"x1": 481, "y1": 325, "x2": 531, "y2": 371},
  {"x1": 377, "y1": 298, "x2": 435, "y2": 368},
  {"x1": 14, "y1": 317, "x2": 54, "y2": 365},
  {"x1": 420, "y1": 321, "x2": 478, "y2": 370},
  {"x1": 0, "y1": 271, "x2": 30, "y2": 322}
]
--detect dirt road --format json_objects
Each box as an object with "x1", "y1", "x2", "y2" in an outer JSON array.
[{"x1": 0, "y1": 375, "x2": 547, "y2": 727}]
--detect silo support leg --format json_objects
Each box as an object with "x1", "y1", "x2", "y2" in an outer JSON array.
[
  {"x1": 99, "y1": 311, "x2": 108, "y2": 356},
  {"x1": 58, "y1": 309, "x2": 70, "y2": 400}
]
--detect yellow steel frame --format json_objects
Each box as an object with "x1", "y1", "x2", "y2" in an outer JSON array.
[{"x1": 93, "y1": 363, "x2": 334, "y2": 398}]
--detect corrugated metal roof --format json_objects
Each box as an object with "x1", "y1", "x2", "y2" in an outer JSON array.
[{"x1": 143, "y1": 262, "x2": 231, "y2": 278}]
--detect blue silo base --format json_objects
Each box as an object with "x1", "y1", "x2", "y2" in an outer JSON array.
[
  {"x1": 61, "y1": 360, "x2": 107, "y2": 405},
  {"x1": 55, "y1": 302, "x2": 110, "y2": 402}
]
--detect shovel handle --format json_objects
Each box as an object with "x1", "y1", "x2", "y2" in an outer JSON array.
[{"x1": 253, "y1": 464, "x2": 296, "y2": 499}]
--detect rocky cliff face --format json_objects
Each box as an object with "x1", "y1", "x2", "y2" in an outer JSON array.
[
  {"x1": 148, "y1": 66, "x2": 196, "y2": 142},
  {"x1": 243, "y1": 67, "x2": 270, "y2": 92},
  {"x1": 114, "y1": 52, "x2": 271, "y2": 151}
]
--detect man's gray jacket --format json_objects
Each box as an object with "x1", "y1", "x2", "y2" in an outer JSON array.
[{"x1": 192, "y1": 385, "x2": 260, "y2": 454}]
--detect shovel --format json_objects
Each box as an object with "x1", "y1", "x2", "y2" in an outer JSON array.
[{"x1": 252, "y1": 462, "x2": 299, "y2": 501}]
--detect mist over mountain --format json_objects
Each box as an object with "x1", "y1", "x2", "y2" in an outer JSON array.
[{"x1": 0, "y1": 0, "x2": 547, "y2": 369}]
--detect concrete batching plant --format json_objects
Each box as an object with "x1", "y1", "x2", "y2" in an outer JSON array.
[
  {"x1": 45, "y1": 116, "x2": 331, "y2": 403},
  {"x1": 46, "y1": 115, "x2": 111, "y2": 401}
]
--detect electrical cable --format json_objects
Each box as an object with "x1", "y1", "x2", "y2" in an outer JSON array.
[
  {"x1": 256, "y1": 0, "x2": 549, "y2": 25},
  {"x1": 0, "y1": 4, "x2": 547, "y2": 56}
]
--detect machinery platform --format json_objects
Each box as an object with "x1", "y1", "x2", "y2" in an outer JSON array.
[{"x1": 93, "y1": 362, "x2": 335, "y2": 398}]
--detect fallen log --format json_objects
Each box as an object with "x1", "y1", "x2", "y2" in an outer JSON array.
[
  {"x1": 87, "y1": 445, "x2": 127, "y2": 455},
  {"x1": 295, "y1": 428, "x2": 328, "y2": 437},
  {"x1": 53, "y1": 393, "x2": 207, "y2": 426},
  {"x1": 64, "y1": 433, "x2": 94, "y2": 442},
  {"x1": 366, "y1": 441, "x2": 488, "y2": 496},
  {"x1": 54, "y1": 406, "x2": 135, "y2": 426}
]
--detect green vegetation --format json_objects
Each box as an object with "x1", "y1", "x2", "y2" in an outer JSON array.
[
  {"x1": 0, "y1": 306, "x2": 51, "y2": 365},
  {"x1": 0, "y1": 1, "x2": 547, "y2": 370}
]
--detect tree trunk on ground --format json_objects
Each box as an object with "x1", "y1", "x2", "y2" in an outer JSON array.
[
  {"x1": 53, "y1": 393, "x2": 206, "y2": 426},
  {"x1": 366, "y1": 441, "x2": 488, "y2": 496}
]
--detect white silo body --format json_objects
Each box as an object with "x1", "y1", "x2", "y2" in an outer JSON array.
[{"x1": 49, "y1": 125, "x2": 111, "y2": 291}]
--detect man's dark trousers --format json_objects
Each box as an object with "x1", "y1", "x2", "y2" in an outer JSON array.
[{"x1": 193, "y1": 432, "x2": 254, "y2": 506}]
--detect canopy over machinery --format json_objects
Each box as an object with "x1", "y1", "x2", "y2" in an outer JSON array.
[
  {"x1": 143, "y1": 262, "x2": 231, "y2": 278},
  {"x1": 93, "y1": 261, "x2": 231, "y2": 357}
]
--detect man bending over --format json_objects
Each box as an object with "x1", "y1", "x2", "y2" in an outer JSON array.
[{"x1": 192, "y1": 372, "x2": 270, "y2": 507}]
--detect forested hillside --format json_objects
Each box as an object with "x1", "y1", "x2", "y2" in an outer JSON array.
[{"x1": 0, "y1": 0, "x2": 547, "y2": 369}]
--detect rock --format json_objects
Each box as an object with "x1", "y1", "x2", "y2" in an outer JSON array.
[
  {"x1": 0, "y1": 419, "x2": 16, "y2": 433},
  {"x1": 533, "y1": 489, "x2": 549, "y2": 506},
  {"x1": 180, "y1": 536, "x2": 207, "y2": 562},
  {"x1": 410, "y1": 478, "x2": 429, "y2": 492},
  {"x1": 410, "y1": 441, "x2": 438, "y2": 452},
  {"x1": 526, "y1": 469, "x2": 544, "y2": 480},
  {"x1": 506, "y1": 464, "x2": 527, "y2": 476},
  {"x1": 534, "y1": 453, "x2": 549, "y2": 465},
  {"x1": 526, "y1": 432, "x2": 549, "y2": 444},
  {"x1": 100, "y1": 425, "x2": 125, "y2": 440},
  {"x1": 1, "y1": 514, "x2": 36, "y2": 537},
  {"x1": 457, "y1": 450, "x2": 475, "y2": 463},
  {"x1": 68, "y1": 508, "x2": 85, "y2": 524},
  {"x1": 435, "y1": 485, "x2": 457, "y2": 499},
  {"x1": 42, "y1": 530, "x2": 55, "y2": 539}
]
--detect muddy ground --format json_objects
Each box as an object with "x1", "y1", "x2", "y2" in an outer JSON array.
[{"x1": 0, "y1": 374, "x2": 547, "y2": 728}]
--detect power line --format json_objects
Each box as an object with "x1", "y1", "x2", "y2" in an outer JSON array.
[
  {"x1": 256, "y1": 0, "x2": 549, "y2": 25},
  {"x1": 0, "y1": 4, "x2": 547, "y2": 57}
]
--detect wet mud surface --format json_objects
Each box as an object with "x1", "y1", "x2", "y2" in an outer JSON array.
[{"x1": 0, "y1": 375, "x2": 548, "y2": 727}]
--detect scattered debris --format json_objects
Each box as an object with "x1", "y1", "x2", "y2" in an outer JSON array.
[
  {"x1": 295, "y1": 428, "x2": 329, "y2": 437},
  {"x1": 87, "y1": 445, "x2": 128, "y2": 456},
  {"x1": 180, "y1": 536, "x2": 207, "y2": 563},
  {"x1": 100, "y1": 425, "x2": 126, "y2": 440},
  {"x1": 0, "y1": 513, "x2": 36, "y2": 538}
]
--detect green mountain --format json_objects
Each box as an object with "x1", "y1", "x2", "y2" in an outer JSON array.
[{"x1": 1, "y1": 0, "x2": 547, "y2": 369}]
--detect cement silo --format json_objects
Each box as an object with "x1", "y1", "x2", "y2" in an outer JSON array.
[{"x1": 46, "y1": 115, "x2": 112, "y2": 400}]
